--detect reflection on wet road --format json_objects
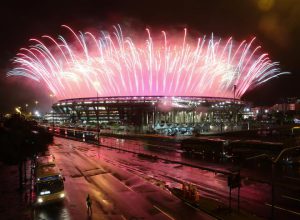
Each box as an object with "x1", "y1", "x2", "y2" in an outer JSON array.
[{"x1": 34, "y1": 137, "x2": 213, "y2": 220}]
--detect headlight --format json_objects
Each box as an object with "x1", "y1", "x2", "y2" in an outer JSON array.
[
  {"x1": 60, "y1": 193, "x2": 65, "y2": 198},
  {"x1": 38, "y1": 198, "x2": 43, "y2": 203}
]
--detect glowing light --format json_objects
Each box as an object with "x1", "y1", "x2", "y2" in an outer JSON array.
[
  {"x1": 35, "y1": 111, "x2": 40, "y2": 117},
  {"x1": 8, "y1": 25, "x2": 288, "y2": 99},
  {"x1": 15, "y1": 107, "x2": 21, "y2": 114},
  {"x1": 40, "y1": 190, "x2": 50, "y2": 195}
]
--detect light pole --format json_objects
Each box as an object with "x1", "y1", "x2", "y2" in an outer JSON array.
[
  {"x1": 50, "y1": 94, "x2": 55, "y2": 133},
  {"x1": 34, "y1": 100, "x2": 39, "y2": 120},
  {"x1": 25, "y1": 104, "x2": 28, "y2": 115},
  {"x1": 34, "y1": 100, "x2": 39, "y2": 111},
  {"x1": 96, "y1": 92, "x2": 100, "y2": 146},
  {"x1": 233, "y1": 85, "x2": 237, "y2": 129}
]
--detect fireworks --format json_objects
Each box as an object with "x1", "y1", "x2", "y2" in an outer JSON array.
[{"x1": 8, "y1": 25, "x2": 288, "y2": 99}]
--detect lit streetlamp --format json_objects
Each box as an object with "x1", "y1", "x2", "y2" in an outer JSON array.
[
  {"x1": 25, "y1": 103, "x2": 29, "y2": 114},
  {"x1": 34, "y1": 100, "x2": 39, "y2": 111},
  {"x1": 15, "y1": 107, "x2": 21, "y2": 115}
]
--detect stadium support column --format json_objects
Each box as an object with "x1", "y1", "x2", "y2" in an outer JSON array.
[
  {"x1": 172, "y1": 111, "x2": 175, "y2": 124},
  {"x1": 233, "y1": 84, "x2": 237, "y2": 127},
  {"x1": 107, "y1": 108, "x2": 110, "y2": 122},
  {"x1": 157, "y1": 112, "x2": 160, "y2": 124},
  {"x1": 146, "y1": 112, "x2": 149, "y2": 125},
  {"x1": 141, "y1": 111, "x2": 144, "y2": 132},
  {"x1": 96, "y1": 93, "x2": 100, "y2": 145},
  {"x1": 152, "y1": 105, "x2": 155, "y2": 128},
  {"x1": 85, "y1": 106, "x2": 90, "y2": 123},
  {"x1": 192, "y1": 110, "x2": 195, "y2": 125}
]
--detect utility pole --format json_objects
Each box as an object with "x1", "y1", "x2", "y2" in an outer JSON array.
[
  {"x1": 97, "y1": 92, "x2": 100, "y2": 146},
  {"x1": 233, "y1": 85, "x2": 237, "y2": 129},
  {"x1": 50, "y1": 94, "x2": 55, "y2": 133}
]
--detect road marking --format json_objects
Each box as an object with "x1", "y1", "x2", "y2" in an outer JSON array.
[
  {"x1": 282, "y1": 195, "x2": 300, "y2": 203},
  {"x1": 184, "y1": 201, "x2": 199, "y2": 211},
  {"x1": 153, "y1": 205, "x2": 175, "y2": 220},
  {"x1": 265, "y1": 203, "x2": 300, "y2": 216},
  {"x1": 111, "y1": 176, "x2": 134, "y2": 192}
]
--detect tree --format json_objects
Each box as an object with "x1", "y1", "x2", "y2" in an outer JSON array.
[{"x1": 0, "y1": 114, "x2": 53, "y2": 190}]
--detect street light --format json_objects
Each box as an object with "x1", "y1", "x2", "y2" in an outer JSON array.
[
  {"x1": 15, "y1": 107, "x2": 21, "y2": 115},
  {"x1": 25, "y1": 103, "x2": 29, "y2": 115},
  {"x1": 35, "y1": 111, "x2": 40, "y2": 117},
  {"x1": 34, "y1": 100, "x2": 39, "y2": 111}
]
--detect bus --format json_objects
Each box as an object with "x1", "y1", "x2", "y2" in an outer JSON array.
[
  {"x1": 34, "y1": 157, "x2": 65, "y2": 205},
  {"x1": 35, "y1": 155, "x2": 55, "y2": 168}
]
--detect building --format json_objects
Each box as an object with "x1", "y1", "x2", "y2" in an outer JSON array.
[{"x1": 50, "y1": 96, "x2": 248, "y2": 134}]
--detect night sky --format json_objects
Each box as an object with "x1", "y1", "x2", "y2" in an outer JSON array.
[{"x1": 0, "y1": 0, "x2": 299, "y2": 113}]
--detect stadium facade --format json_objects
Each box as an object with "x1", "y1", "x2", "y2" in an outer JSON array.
[{"x1": 50, "y1": 96, "x2": 249, "y2": 134}]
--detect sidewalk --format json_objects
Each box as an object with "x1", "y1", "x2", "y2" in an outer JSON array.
[{"x1": 0, "y1": 162, "x2": 32, "y2": 220}]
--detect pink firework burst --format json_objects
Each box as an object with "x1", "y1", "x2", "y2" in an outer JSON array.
[{"x1": 8, "y1": 25, "x2": 288, "y2": 99}]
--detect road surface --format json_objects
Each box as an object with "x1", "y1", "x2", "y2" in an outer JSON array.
[{"x1": 34, "y1": 137, "x2": 214, "y2": 220}]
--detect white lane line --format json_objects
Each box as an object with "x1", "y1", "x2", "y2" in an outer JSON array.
[
  {"x1": 282, "y1": 195, "x2": 300, "y2": 203},
  {"x1": 184, "y1": 202, "x2": 199, "y2": 211},
  {"x1": 153, "y1": 205, "x2": 175, "y2": 220},
  {"x1": 110, "y1": 175, "x2": 134, "y2": 192},
  {"x1": 265, "y1": 203, "x2": 300, "y2": 216}
]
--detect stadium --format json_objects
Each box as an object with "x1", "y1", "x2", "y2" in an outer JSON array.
[
  {"x1": 50, "y1": 95, "x2": 247, "y2": 134},
  {"x1": 9, "y1": 25, "x2": 286, "y2": 134}
]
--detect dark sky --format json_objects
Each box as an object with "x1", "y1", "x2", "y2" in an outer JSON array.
[{"x1": 0, "y1": 0, "x2": 299, "y2": 113}]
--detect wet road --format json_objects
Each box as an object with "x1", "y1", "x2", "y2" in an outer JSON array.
[
  {"x1": 34, "y1": 137, "x2": 214, "y2": 220},
  {"x1": 98, "y1": 136, "x2": 300, "y2": 220},
  {"x1": 33, "y1": 134, "x2": 300, "y2": 220}
]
